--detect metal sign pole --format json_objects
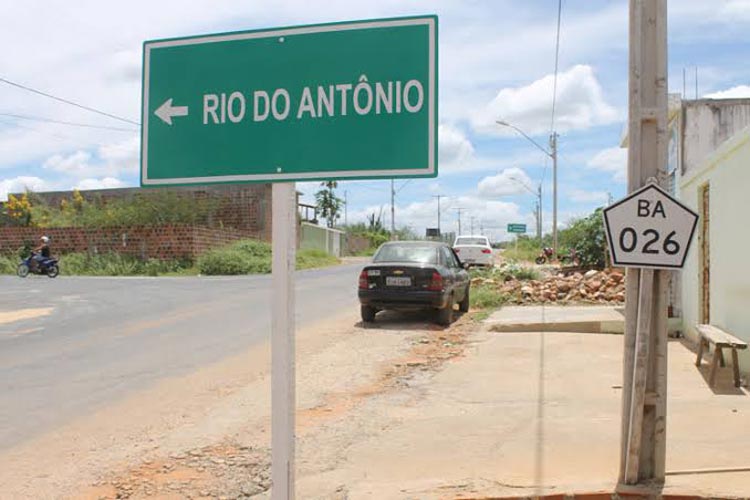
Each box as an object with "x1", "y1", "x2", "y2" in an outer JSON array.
[{"x1": 271, "y1": 182, "x2": 297, "y2": 499}]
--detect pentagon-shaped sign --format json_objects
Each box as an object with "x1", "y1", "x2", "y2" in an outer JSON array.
[{"x1": 603, "y1": 183, "x2": 699, "y2": 269}]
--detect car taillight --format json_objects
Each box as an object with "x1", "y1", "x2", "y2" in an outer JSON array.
[
  {"x1": 359, "y1": 270, "x2": 368, "y2": 289},
  {"x1": 427, "y1": 271, "x2": 443, "y2": 291},
  {"x1": 481, "y1": 248, "x2": 492, "y2": 254}
]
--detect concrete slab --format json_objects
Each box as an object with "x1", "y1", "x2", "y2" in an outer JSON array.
[
  {"x1": 304, "y1": 330, "x2": 750, "y2": 498},
  {"x1": 485, "y1": 305, "x2": 625, "y2": 334}
]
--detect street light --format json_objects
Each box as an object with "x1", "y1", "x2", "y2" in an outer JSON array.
[
  {"x1": 497, "y1": 119, "x2": 559, "y2": 253},
  {"x1": 508, "y1": 174, "x2": 542, "y2": 242}
]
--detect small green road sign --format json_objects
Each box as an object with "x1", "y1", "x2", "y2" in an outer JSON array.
[
  {"x1": 141, "y1": 16, "x2": 438, "y2": 187},
  {"x1": 507, "y1": 223, "x2": 527, "y2": 234}
]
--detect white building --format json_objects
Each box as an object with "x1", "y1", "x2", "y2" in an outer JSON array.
[{"x1": 674, "y1": 98, "x2": 750, "y2": 376}]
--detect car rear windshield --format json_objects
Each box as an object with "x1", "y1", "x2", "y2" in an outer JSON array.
[
  {"x1": 372, "y1": 245, "x2": 439, "y2": 264},
  {"x1": 455, "y1": 237, "x2": 488, "y2": 246}
]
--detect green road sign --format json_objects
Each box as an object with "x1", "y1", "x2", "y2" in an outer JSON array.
[
  {"x1": 507, "y1": 223, "x2": 527, "y2": 234},
  {"x1": 141, "y1": 16, "x2": 438, "y2": 187}
]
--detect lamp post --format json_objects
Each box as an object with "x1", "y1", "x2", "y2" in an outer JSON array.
[
  {"x1": 508, "y1": 175, "x2": 543, "y2": 242},
  {"x1": 497, "y1": 120, "x2": 558, "y2": 253}
]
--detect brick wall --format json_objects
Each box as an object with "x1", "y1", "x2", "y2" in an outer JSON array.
[
  {"x1": 0, "y1": 225, "x2": 255, "y2": 261},
  {"x1": 15, "y1": 184, "x2": 273, "y2": 241}
]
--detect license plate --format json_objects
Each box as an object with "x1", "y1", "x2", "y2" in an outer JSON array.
[{"x1": 386, "y1": 276, "x2": 412, "y2": 287}]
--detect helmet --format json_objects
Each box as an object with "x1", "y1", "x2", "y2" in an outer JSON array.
[{"x1": 41, "y1": 236, "x2": 50, "y2": 243}]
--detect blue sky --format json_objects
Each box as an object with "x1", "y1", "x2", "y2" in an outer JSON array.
[{"x1": 1, "y1": 0, "x2": 750, "y2": 241}]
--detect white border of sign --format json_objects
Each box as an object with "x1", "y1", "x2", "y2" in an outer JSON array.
[{"x1": 141, "y1": 17, "x2": 437, "y2": 186}]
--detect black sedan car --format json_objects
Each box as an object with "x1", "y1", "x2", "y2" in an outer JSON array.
[{"x1": 358, "y1": 241, "x2": 471, "y2": 326}]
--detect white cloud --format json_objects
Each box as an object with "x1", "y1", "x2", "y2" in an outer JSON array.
[
  {"x1": 43, "y1": 151, "x2": 94, "y2": 176},
  {"x1": 568, "y1": 189, "x2": 608, "y2": 204},
  {"x1": 704, "y1": 85, "x2": 750, "y2": 99},
  {"x1": 74, "y1": 177, "x2": 127, "y2": 191},
  {"x1": 438, "y1": 124, "x2": 475, "y2": 172},
  {"x1": 41, "y1": 137, "x2": 139, "y2": 180},
  {"x1": 587, "y1": 146, "x2": 627, "y2": 183},
  {"x1": 472, "y1": 65, "x2": 619, "y2": 136},
  {"x1": 477, "y1": 168, "x2": 534, "y2": 198},
  {"x1": 0, "y1": 176, "x2": 49, "y2": 202}
]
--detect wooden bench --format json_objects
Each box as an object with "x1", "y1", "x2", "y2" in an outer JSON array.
[{"x1": 695, "y1": 324, "x2": 748, "y2": 388}]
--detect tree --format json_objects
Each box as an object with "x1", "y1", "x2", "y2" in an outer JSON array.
[
  {"x1": 4, "y1": 193, "x2": 33, "y2": 227},
  {"x1": 314, "y1": 181, "x2": 343, "y2": 228}
]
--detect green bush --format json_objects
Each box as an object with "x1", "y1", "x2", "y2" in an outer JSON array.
[
  {"x1": 198, "y1": 248, "x2": 271, "y2": 275},
  {"x1": 559, "y1": 208, "x2": 607, "y2": 268},
  {"x1": 0, "y1": 255, "x2": 16, "y2": 274}
]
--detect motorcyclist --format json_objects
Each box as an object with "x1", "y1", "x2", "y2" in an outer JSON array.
[{"x1": 30, "y1": 236, "x2": 51, "y2": 271}]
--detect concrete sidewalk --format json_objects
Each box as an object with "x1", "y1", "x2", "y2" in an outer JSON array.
[
  {"x1": 485, "y1": 305, "x2": 626, "y2": 334},
  {"x1": 297, "y1": 323, "x2": 750, "y2": 498}
]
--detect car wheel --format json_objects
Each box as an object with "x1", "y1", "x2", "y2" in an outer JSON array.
[
  {"x1": 46, "y1": 265, "x2": 59, "y2": 278},
  {"x1": 459, "y1": 286, "x2": 470, "y2": 313},
  {"x1": 17, "y1": 263, "x2": 29, "y2": 278},
  {"x1": 361, "y1": 305, "x2": 376, "y2": 323},
  {"x1": 436, "y1": 297, "x2": 454, "y2": 326}
]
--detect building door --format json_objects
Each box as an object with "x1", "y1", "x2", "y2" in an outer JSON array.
[{"x1": 699, "y1": 183, "x2": 710, "y2": 324}]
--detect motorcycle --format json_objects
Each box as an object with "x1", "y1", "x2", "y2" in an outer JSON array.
[
  {"x1": 17, "y1": 253, "x2": 60, "y2": 278},
  {"x1": 535, "y1": 247, "x2": 580, "y2": 266},
  {"x1": 534, "y1": 247, "x2": 555, "y2": 265}
]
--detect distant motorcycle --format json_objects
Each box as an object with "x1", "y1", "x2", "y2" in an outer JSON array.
[
  {"x1": 535, "y1": 247, "x2": 555, "y2": 265},
  {"x1": 17, "y1": 253, "x2": 59, "y2": 278},
  {"x1": 535, "y1": 247, "x2": 580, "y2": 266}
]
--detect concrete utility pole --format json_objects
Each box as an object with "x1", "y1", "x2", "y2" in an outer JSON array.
[
  {"x1": 550, "y1": 132, "x2": 558, "y2": 253},
  {"x1": 390, "y1": 179, "x2": 395, "y2": 235},
  {"x1": 497, "y1": 121, "x2": 556, "y2": 251},
  {"x1": 455, "y1": 207, "x2": 465, "y2": 235},
  {"x1": 433, "y1": 194, "x2": 444, "y2": 235},
  {"x1": 619, "y1": 0, "x2": 669, "y2": 489},
  {"x1": 344, "y1": 190, "x2": 348, "y2": 226}
]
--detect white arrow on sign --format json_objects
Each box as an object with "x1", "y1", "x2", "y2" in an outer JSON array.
[{"x1": 154, "y1": 98, "x2": 189, "y2": 125}]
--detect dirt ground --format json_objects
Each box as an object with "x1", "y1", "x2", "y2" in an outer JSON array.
[
  {"x1": 0, "y1": 307, "x2": 476, "y2": 499},
  {"x1": 2, "y1": 303, "x2": 749, "y2": 499}
]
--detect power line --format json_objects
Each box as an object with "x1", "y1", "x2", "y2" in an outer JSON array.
[
  {"x1": 0, "y1": 116, "x2": 107, "y2": 148},
  {"x1": 396, "y1": 179, "x2": 413, "y2": 194},
  {"x1": 0, "y1": 76, "x2": 140, "y2": 126},
  {"x1": 549, "y1": 0, "x2": 563, "y2": 134},
  {"x1": 0, "y1": 112, "x2": 138, "y2": 132}
]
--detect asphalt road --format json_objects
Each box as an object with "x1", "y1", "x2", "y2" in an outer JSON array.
[{"x1": 0, "y1": 263, "x2": 362, "y2": 451}]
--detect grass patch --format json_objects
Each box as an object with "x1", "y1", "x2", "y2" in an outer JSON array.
[
  {"x1": 469, "y1": 261, "x2": 540, "y2": 282},
  {"x1": 61, "y1": 253, "x2": 193, "y2": 276},
  {"x1": 471, "y1": 309, "x2": 493, "y2": 322},
  {"x1": 470, "y1": 284, "x2": 507, "y2": 310},
  {"x1": 0, "y1": 255, "x2": 16, "y2": 275},
  {"x1": 198, "y1": 239, "x2": 340, "y2": 275},
  {"x1": 296, "y1": 248, "x2": 340, "y2": 270},
  {"x1": 500, "y1": 246, "x2": 540, "y2": 263},
  {"x1": 0, "y1": 239, "x2": 341, "y2": 277}
]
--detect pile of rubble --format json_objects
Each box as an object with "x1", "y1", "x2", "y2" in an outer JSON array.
[{"x1": 473, "y1": 268, "x2": 626, "y2": 305}]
